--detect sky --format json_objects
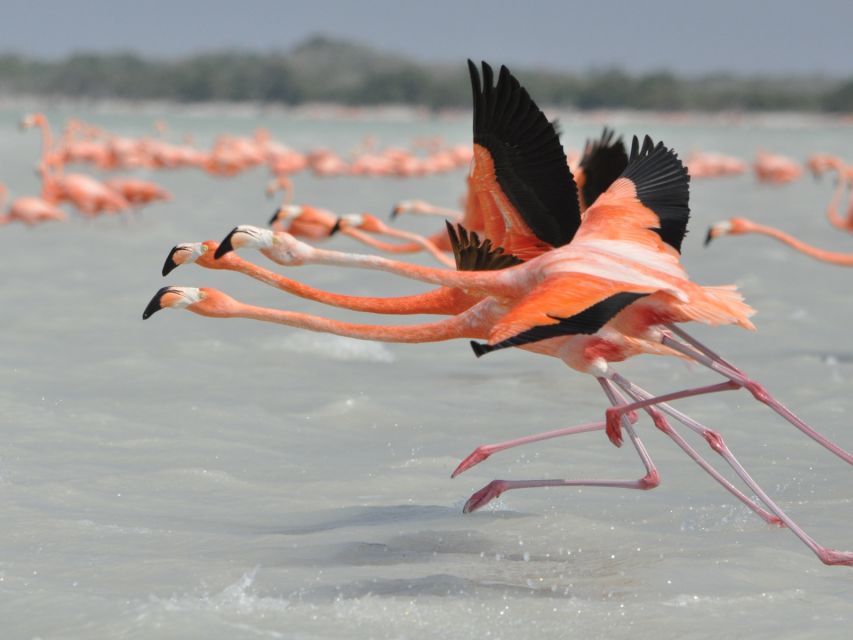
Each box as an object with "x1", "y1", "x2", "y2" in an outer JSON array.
[{"x1": 2, "y1": 0, "x2": 852, "y2": 76}]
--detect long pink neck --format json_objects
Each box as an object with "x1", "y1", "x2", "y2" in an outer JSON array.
[
  {"x1": 226, "y1": 301, "x2": 488, "y2": 342},
  {"x1": 305, "y1": 246, "x2": 520, "y2": 297},
  {"x1": 227, "y1": 256, "x2": 476, "y2": 315},
  {"x1": 746, "y1": 222, "x2": 853, "y2": 265},
  {"x1": 35, "y1": 118, "x2": 55, "y2": 163}
]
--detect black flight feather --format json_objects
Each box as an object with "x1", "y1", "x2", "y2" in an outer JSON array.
[
  {"x1": 446, "y1": 222, "x2": 523, "y2": 272},
  {"x1": 619, "y1": 135, "x2": 691, "y2": 253},
  {"x1": 578, "y1": 127, "x2": 628, "y2": 208},
  {"x1": 468, "y1": 60, "x2": 581, "y2": 248}
]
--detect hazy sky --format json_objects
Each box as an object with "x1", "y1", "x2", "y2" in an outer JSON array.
[{"x1": 3, "y1": 0, "x2": 852, "y2": 76}]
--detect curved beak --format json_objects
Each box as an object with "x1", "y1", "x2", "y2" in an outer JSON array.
[
  {"x1": 703, "y1": 227, "x2": 715, "y2": 247},
  {"x1": 329, "y1": 218, "x2": 343, "y2": 236},
  {"x1": 142, "y1": 286, "x2": 173, "y2": 319},
  {"x1": 162, "y1": 245, "x2": 182, "y2": 276},
  {"x1": 389, "y1": 205, "x2": 399, "y2": 220},
  {"x1": 268, "y1": 208, "x2": 281, "y2": 226},
  {"x1": 215, "y1": 228, "x2": 238, "y2": 259}
]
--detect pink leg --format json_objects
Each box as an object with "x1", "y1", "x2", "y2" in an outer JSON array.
[
  {"x1": 451, "y1": 420, "x2": 606, "y2": 478},
  {"x1": 604, "y1": 380, "x2": 740, "y2": 447},
  {"x1": 660, "y1": 330, "x2": 853, "y2": 466},
  {"x1": 463, "y1": 378, "x2": 660, "y2": 513},
  {"x1": 610, "y1": 376, "x2": 782, "y2": 525},
  {"x1": 612, "y1": 373, "x2": 853, "y2": 566}
]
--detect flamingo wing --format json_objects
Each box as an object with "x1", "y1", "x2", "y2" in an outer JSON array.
[
  {"x1": 577, "y1": 127, "x2": 628, "y2": 211},
  {"x1": 446, "y1": 222, "x2": 523, "y2": 271},
  {"x1": 468, "y1": 60, "x2": 580, "y2": 261},
  {"x1": 471, "y1": 273, "x2": 656, "y2": 355},
  {"x1": 572, "y1": 135, "x2": 691, "y2": 276}
]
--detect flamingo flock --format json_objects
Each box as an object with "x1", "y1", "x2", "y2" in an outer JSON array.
[{"x1": 140, "y1": 61, "x2": 852, "y2": 566}]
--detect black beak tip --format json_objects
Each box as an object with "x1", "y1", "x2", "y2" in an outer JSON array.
[
  {"x1": 142, "y1": 287, "x2": 170, "y2": 320},
  {"x1": 268, "y1": 208, "x2": 280, "y2": 226},
  {"x1": 214, "y1": 230, "x2": 237, "y2": 259},
  {"x1": 703, "y1": 227, "x2": 714, "y2": 247},
  {"x1": 329, "y1": 219, "x2": 343, "y2": 236},
  {"x1": 389, "y1": 206, "x2": 399, "y2": 220},
  {"x1": 162, "y1": 247, "x2": 180, "y2": 276}
]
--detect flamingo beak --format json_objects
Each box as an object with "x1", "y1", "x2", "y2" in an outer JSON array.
[
  {"x1": 329, "y1": 218, "x2": 343, "y2": 236},
  {"x1": 162, "y1": 246, "x2": 182, "y2": 276},
  {"x1": 142, "y1": 286, "x2": 173, "y2": 319},
  {"x1": 215, "y1": 229, "x2": 239, "y2": 259},
  {"x1": 703, "y1": 227, "x2": 715, "y2": 247},
  {"x1": 268, "y1": 208, "x2": 281, "y2": 226},
  {"x1": 389, "y1": 205, "x2": 400, "y2": 220},
  {"x1": 142, "y1": 286, "x2": 203, "y2": 319}
]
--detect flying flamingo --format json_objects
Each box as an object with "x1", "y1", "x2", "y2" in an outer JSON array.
[
  {"x1": 705, "y1": 217, "x2": 853, "y2": 266},
  {"x1": 0, "y1": 183, "x2": 67, "y2": 226},
  {"x1": 148, "y1": 62, "x2": 853, "y2": 565}
]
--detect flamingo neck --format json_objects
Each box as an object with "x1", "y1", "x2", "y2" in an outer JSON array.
[
  {"x1": 230, "y1": 301, "x2": 482, "y2": 343},
  {"x1": 306, "y1": 246, "x2": 517, "y2": 297},
  {"x1": 747, "y1": 222, "x2": 853, "y2": 265}
]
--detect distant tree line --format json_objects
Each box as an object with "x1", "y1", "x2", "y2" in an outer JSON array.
[{"x1": 1, "y1": 37, "x2": 851, "y2": 112}]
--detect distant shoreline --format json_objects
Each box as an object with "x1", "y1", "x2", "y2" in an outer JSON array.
[{"x1": 2, "y1": 95, "x2": 851, "y2": 128}]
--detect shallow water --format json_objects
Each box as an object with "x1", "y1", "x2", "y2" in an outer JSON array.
[{"x1": 1, "y1": 106, "x2": 852, "y2": 639}]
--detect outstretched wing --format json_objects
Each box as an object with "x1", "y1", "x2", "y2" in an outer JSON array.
[
  {"x1": 572, "y1": 135, "x2": 691, "y2": 278},
  {"x1": 470, "y1": 273, "x2": 654, "y2": 355},
  {"x1": 468, "y1": 60, "x2": 581, "y2": 260},
  {"x1": 576, "y1": 127, "x2": 628, "y2": 211}
]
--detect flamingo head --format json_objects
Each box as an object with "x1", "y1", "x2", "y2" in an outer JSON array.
[
  {"x1": 269, "y1": 205, "x2": 303, "y2": 230},
  {"x1": 216, "y1": 225, "x2": 275, "y2": 258},
  {"x1": 330, "y1": 213, "x2": 382, "y2": 235},
  {"x1": 19, "y1": 113, "x2": 45, "y2": 131},
  {"x1": 142, "y1": 286, "x2": 239, "y2": 319},
  {"x1": 389, "y1": 200, "x2": 412, "y2": 219},
  {"x1": 162, "y1": 241, "x2": 217, "y2": 276},
  {"x1": 704, "y1": 218, "x2": 751, "y2": 245}
]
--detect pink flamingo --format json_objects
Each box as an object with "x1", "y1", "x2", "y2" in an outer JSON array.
[{"x1": 0, "y1": 183, "x2": 67, "y2": 226}]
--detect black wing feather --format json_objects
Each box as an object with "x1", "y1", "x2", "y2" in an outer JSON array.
[
  {"x1": 578, "y1": 127, "x2": 628, "y2": 208},
  {"x1": 446, "y1": 222, "x2": 524, "y2": 272},
  {"x1": 468, "y1": 60, "x2": 581, "y2": 248},
  {"x1": 470, "y1": 292, "x2": 649, "y2": 356},
  {"x1": 619, "y1": 135, "x2": 691, "y2": 253}
]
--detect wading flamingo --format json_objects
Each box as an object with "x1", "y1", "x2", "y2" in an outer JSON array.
[
  {"x1": 706, "y1": 217, "x2": 853, "y2": 266},
  {"x1": 0, "y1": 183, "x2": 67, "y2": 226},
  {"x1": 807, "y1": 154, "x2": 853, "y2": 233},
  {"x1": 148, "y1": 61, "x2": 853, "y2": 565}
]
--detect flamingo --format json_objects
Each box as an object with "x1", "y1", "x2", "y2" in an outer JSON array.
[
  {"x1": 807, "y1": 154, "x2": 853, "y2": 232},
  {"x1": 22, "y1": 113, "x2": 130, "y2": 217},
  {"x1": 754, "y1": 150, "x2": 803, "y2": 184},
  {"x1": 103, "y1": 177, "x2": 171, "y2": 210},
  {"x1": 147, "y1": 61, "x2": 853, "y2": 565},
  {"x1": 705, "y1": 217, "x2": 853, "y2": 266},
  {"x1": 0, "y1": 183, "x2": 67, "y2": 226}
]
